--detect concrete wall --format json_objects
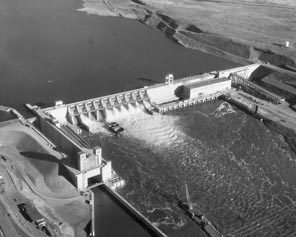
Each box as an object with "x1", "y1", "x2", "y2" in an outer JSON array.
[
  {"x1": 184, "y1": 80, "x2": 231, "y2": 99},
  {"x1": 43, "y1": 87, "x2": 148, "y2": 114},
  {"x1": 39, "y1": 119, "x2": 80, "y2": 169},
  {"x1": 101, "y1": 161, "x2": 112, "y2": 182},
  {"x1": 218, "y1": 64, "x2": 261, "y2": 79},
  {"x1": 76, "y1": 167, "x2": 102, "y2": 190},
  {"x1": 79, "y1": 154, "x2": 101, "y2": 172},
  {"x1": 146, "y1": 68, "x2": 239, "y2": 105},
  {"x1": 147, "y1": 82, "x2": 183, "y2": 104},
  {"x1": 41, "y1": 64, "x2": 261, "y2": 113},
  {"x1": 47, "y1": 106, "x2": 68, "y2": 124},
  {"x1": 147, "y1": 74, "x2": 217, "y2": 104}
]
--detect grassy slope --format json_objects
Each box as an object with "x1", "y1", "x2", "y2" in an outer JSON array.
[
  {"x1": 79, "y1": 0, "x2": 296, "y2": 65},
  {"x1": 143, "y1": 0, "x2": 296, "y2": 63}
]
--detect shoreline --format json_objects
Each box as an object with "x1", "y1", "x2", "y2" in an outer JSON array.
[{"x1": 78, "y1": 0, "x2": 296, "y2": 67}]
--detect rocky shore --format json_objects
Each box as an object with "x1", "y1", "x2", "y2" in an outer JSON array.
[{"x1": 78, "y1": 0, "x2": 296, "y2": 67}]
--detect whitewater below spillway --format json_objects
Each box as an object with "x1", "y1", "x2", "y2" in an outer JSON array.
[{"x1": 85, "y1": 101, "x2": 296, "y2": 237}]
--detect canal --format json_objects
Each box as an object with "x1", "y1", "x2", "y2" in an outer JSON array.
[{"x1": 92, "y1": 185, "x2": 164, "y2": 237}]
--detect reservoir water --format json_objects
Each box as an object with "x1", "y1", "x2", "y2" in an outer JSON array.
[{"x1": 0, "y1": 0, "x2": 237, "y2": 116}]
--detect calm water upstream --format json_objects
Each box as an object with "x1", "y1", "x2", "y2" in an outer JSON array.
[{"x1": 0, "y1": 0, "x2": 237, "y2": 116}]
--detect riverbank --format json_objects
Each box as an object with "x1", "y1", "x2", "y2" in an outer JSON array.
[
  {"x1": 0, "y1": 121, "x2": 91, "y2": 237},
  {"x1": 78, "y1": 0, "x2": 296, "y2": 67}
]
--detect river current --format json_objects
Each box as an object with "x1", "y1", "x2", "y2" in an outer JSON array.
[{"x1": 85, "y1": 101, "x2": 296, "y2": 237}]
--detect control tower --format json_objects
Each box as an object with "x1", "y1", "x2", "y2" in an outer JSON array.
[{"x1": 26, "y1": 103, "x2": 124, "y2": 190}]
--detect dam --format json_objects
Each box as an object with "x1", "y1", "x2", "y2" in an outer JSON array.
[
  {"x1": 26, "y1": 61, "x2": 292, "y2": 196},
  {"x1": 6, "y1": 63, "x2": 294, "y2": 237},
  {"x1": 27, "y1": 63, "x2": 279, "y2": 193},
  {"x1": 36, "y1": 64, "x2": 261, "y2": 126}
]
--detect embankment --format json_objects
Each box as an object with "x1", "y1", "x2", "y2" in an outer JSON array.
[
  {"x1": 79, "y1": 0, "x2": 296, "y2": 67},
  {"x1": 138, "y1": 9, "x2": 295, "y2": 66}
]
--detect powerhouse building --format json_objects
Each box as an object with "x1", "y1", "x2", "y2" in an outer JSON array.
[{"x1": 183, "y1": 77, "x2": 231, "y2": 99}]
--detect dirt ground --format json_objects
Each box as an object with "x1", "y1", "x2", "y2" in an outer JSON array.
[{"x1": 0, "y1": 121, "x2": 90, "y2": 237}]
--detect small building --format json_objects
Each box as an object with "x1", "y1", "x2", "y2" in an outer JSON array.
[
  {"x1": 183, "y1": 77, "x2": 231, "y2": 99},
  {"x1": 165, "y1": 74, "x2": 174, "y2": 84}
]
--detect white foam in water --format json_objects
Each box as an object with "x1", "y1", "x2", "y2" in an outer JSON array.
[
  {"x1": 143, "y1": 100, "x2": 152, "y2": 110},
  {"x1": 83, "y1": 102, "x2": 186, "y2": 150},
  {"x1": 104, "y1": 103, "x2": 143, "y2": 122},
  {"x1": 89, "y1": 112, "x2": 96, "y2": 121},
  {"x1": 104, "y1": 108, "x2": 114, "y2": 122},
  {"x1": 97, "y1": 110, "x2": 105, "y2": 121},
  {"x1": 111, "y1": 106, "x2": 121, "y2": 121},
  {"x1": 76, "y1": 103, "x2": 147, "y2": 134},
  {"x1": 79, "y1": 114, "x2": 105, "y2": 133},
  {"x1": 119, "y1": 105, "x2": 130, "y2": 117},
  {"x1": 119, "y1": 112, "x2": 185, "y2": 149},
  {"x1": 214, "y1": 102, "x2": 236, "y2": 118}
]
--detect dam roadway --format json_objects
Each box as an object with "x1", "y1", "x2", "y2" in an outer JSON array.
[{"x1": 42, "y1": 64, "x2": 260, "y2": 124}]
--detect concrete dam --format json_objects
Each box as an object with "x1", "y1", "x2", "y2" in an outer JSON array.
[
  {"x1": 41, "y1": 64, "x2": 262, "y2": 129},
  {"x1": 26, "y1": 63, "x2": 266, "y2": 194},
  {"x1": 25, "y1": 61, "x2": 292, "y2": 201},
  {"x1": 25, "y1": 63, "x2": 291, "y2": 237},
  {"x1": 27, "y1": 63, "x2": 277, "y2": 193}
]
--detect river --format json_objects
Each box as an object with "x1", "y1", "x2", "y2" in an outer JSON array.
[
  {"x1": 92, "y1": 185, "x2": 154, "y2": 237},
  {"x1": 0, "y1": 0, "x2": 268, "y2": 236},
  {"x1": 84, "y1": 102, "x2": 296, "y2": 237},
  {"x1": 0, "y1": 0, "x2": 237, "y2": 117}
]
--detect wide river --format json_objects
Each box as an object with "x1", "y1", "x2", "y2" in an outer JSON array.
[{"x1": 0, "y1": 0, "x2": 237, "y2": 115}]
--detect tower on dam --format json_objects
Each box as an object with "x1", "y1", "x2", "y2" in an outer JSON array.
[{"x1": 26, "y1": 104, "x2": 125, "y2": 190}]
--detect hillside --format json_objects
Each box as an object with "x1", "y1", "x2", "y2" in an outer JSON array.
[{"x1": 78, "y1": 0, "x2": 296, "y2": 66}]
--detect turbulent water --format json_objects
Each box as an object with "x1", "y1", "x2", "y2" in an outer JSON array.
[{"x1": 85, "y1": 100, "x2": 296, "y2": 237}]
